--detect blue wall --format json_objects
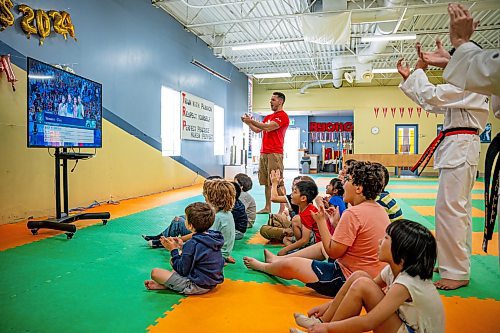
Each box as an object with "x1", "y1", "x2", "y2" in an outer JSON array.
[{"x1": 0, "y1": 0, "x2": 247, "y2": 176}]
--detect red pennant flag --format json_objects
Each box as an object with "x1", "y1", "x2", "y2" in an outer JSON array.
[
  {"x1": 408, "y1": 107, "x2": 413, "y2": 118},
  {"x1": 382, "y1": 107, "x2": 388, "y2": 118},
  {"x1": 435, "y1": 113, "x2": 438, "y2": 117},
  {"x1": 399, "y1": 107, "x2": 405, "y2": 117},
  {"x1": 391, "y1": 107, "x2": 396, "y2": 118},
  {"x1": 426, "y1": 111, "x2": 430, "y2": 117},
  {"x1": 374, "y1": 107, "x2": 379, "y2": 118},
  {"x1": 416, "y1": 107, "x2": 422, "y2": 117}
]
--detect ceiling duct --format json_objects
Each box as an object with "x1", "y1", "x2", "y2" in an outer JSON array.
[
  {"x1": 308, "y1": 0, "x2": 348, "y2": 12},
  {"x1": 328, "y1": 0, "x2": 404, "y2": 89}
]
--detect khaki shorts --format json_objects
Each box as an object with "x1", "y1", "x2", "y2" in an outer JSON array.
[{"x1": 259, "y1": 153, "x2": 284, "y2": 186}]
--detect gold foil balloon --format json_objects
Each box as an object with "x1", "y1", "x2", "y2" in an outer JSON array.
[
  {"x1": 0, "y1": 0, "x2": 14, "y2": 31},
  {"x1": 18, "y1": 5, "x2": 37, "y2": 38},
  {"x1": 60, "y1": 11, "x2": 76, "y2": 41},
  {"x1": 48, "y1": 10, "x2": 68, "y2": 39},
  {"x1": 35, "y1": 9, "x2": 50, "y2": 45}
]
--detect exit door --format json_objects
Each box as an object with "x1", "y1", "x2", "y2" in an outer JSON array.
[{"x1": 395, "y1": 125, "x2": 418, "y2": 176}]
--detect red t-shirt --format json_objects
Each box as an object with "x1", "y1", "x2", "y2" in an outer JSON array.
[
  {"x1": 260, "y1": 110, "x2": 289, "y2": 154},
  {"x1": 299, "y1": 204, "x2": 322, "y2": 242}
]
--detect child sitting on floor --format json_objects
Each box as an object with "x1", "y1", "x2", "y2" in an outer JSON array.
[
  {"x1": 144, "y1": 202, "x2": 224, "y2": 295},
  {"x1": 324, "y1": 178, "x2": 346, "y2": 217},
  {"x1": 231, "y1": 181, "x2": 248, "y2": 240},
  {"x1": 292, "y1": 219, "x2": 444, "y2": 333},
  {"x1": 375, "y1": 163, "x2": 403, "y2": 223},
  {"x1": 234, "y1": 173, "x2": 257, "y2": 228}
]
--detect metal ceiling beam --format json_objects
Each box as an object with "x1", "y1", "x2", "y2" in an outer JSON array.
[{"x1": 184, "y1": 1, "x2": 499, "y2": 28}]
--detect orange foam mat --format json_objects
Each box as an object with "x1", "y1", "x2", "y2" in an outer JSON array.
[
  {"x1": 412, "y1": 206, "x2": 484, "y2": 218},
  {"x1": 393, "y1": 193, "x2": 483, "y2": 200},
  {"x1": 0, "y1": 184, "x2": 203, "y2": 251},
  {"x1": 443, "y1": 296, "x2": 500, "y2": 332},
  {"x1": 472, "y1": 232, "x2": 498, "y2": 256},
  {"x1": 148, "y1": 279, "x2": 330, "y2": 333},
  {"x1": 148, "y1": 280, "x2": 500, "y2": 333},
  {"x1": 247, "y1": 231, "x2": 272, "y2": 245}
]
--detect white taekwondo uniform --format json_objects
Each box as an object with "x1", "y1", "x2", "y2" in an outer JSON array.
[
  {"x1": 400, "y1": 69, "x2": 489, "y2": 280},
  {"x1": 444, "y1": 42, "x2": 500, "y2": 118},
  {"x1": 444, "y1": 42, "x2": 500, "y2": 266}
]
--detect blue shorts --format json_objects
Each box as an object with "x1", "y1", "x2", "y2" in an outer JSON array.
[{"x1": 305, "y1": 259, "x2": 346, "y2": 297}]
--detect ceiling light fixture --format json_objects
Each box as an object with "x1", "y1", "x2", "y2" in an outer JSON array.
[
  {"x1": 253, "y1": 72, "x2": 291, "y2": 79},
  {"x1": 190, "y1": 59, "x2": 231, "y2": 83},
  {"x1": 361, "y1": 33, "x2": 416, "y2": 43},
  {"x1": 232, "y1": 42, "x2": 281, "y2": 51}
]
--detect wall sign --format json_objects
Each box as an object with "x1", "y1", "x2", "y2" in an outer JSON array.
[
  {"x1": 309, "y1": 121, "x2": 353, "y2": 132},
  {"x1": 0, "y1": 2, "x2": 76, "y2": 45},
  {"x1": 181, "y1": 91, "x2": 214, "y2": 142}
]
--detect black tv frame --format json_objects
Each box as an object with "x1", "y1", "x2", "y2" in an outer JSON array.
[{"x1": 26, "y1": 57, "x2": 103, "y2": 148}]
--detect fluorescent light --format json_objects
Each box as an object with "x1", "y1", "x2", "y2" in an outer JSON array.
[
  {"x1": 372, "y1": 68, "x2": 413, "y2": 74},
  {"x1": 253, "y1": 72, "x2": 291, "y2": 79},
  {"x1": 28, "y1": 75, "x2": 54, "y2": 80},
  {"x1": 361, "y1": 33, "x2": 416, "y2": 43},
  {"x1": 232, "y1": 42, "x2": 281, "y2": 51},
  {"x1": 190, "y1": 59, "x2": 231, "y2": 83}
]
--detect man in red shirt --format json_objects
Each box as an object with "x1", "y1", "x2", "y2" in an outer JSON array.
[{"x1": 242, "y1": 92, "x2": 289, "y2": 214}]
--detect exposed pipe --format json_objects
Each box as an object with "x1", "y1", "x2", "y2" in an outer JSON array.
[
  {"x1": 329, "y1": 0, "x2": 404, "y2": 89},
  {"x1": 300, "y1": 80, "x2": 333, "y2": 94}
]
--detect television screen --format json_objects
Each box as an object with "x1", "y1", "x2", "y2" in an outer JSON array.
[{"x1": 27, "y1": 57, "x2": 102, "y2": 148}]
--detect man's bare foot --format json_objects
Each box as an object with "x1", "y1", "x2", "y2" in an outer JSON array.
[
  {"x1": 264, "y1": 249, "x2": 278, "y2": 263},
  {"x1": 243, "y1": 256, "x2": 266, "y2": 272},
  {"x1": 257, "y1": 208, "x2": 271, "y2": 214},
  {"x1": 144, "y1": 280, "x2": 167, "y2": 290},
  {"x1": 434, "y1": 278, "x2": 469, "y2": 290}
]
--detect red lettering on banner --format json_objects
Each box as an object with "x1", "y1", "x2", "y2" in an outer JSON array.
[
  {"x1": 382, "y1": 107, "x2": 388, "y2": 118},
  {"x1": 391, "y1": 107, "x2": 396, "y2": 118},
  {"x1": 374, "y1": 107, "x2": 379, "y2": 118},
  {"x1": 399, "y1": 107, "x2": 405, "y2": 117},
  {"x1": 309, "y1": 122, "x2": 353, "y2": 132},
  {"x1": 426, "y1": 111, "x2": 430, "y2": 117},
  {"x1": 182, "y1": 120, "x2": 186, "y2": 128}
]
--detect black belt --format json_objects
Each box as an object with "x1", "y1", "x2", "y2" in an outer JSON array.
[{"x1": 483, "y1": 132, "x2": 500, "y2": 253}]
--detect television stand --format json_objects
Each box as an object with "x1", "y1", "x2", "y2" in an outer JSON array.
[{"x1": 27, "y1": 148, "x2": 110, "y2": 239}]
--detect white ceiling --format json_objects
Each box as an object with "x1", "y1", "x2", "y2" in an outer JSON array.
[{"x1": 154, "y1": 0, "x2": 500, "y2": 90}]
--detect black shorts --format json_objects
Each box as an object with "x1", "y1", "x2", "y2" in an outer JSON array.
[{"x1": 305, "y1": 259, "x2": 346, "y2": 297}]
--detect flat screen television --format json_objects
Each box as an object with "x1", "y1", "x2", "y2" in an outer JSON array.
[{"x1": 27, "y1": 57, "x2": 102, "y2": 148}]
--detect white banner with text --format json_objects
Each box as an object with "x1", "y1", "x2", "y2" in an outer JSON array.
[{"x1": 181, "y1": 91, "x2": 214, "y2": 141}]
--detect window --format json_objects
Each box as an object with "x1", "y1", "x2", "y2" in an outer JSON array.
[
  {"x1": 213, "y1": 105, "x2": 224, "y2": 156},
  {"x1": 161, "y1": 86, "x2": 181, "y2": 156}
]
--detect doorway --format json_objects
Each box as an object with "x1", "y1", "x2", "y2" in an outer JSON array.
[
  {"x1": 283, "y1": 128, "x2": 300, "y2": 169},
  {"x1": 395, "y1": 125, "x2": 418, "y2": 176}
]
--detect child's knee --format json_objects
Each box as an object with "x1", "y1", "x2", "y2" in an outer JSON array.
[
  {"x1": 350, "y1": 276, "x2": 374, "y2": 293},
  {"x1": 349, "y1": 270, "x2": 371, "y2": 281},
  {"x1": 151, "y1": 268, "x2": 162, "y2": 279}
]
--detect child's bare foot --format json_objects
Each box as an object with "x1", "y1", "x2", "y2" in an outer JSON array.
[
  {"x1": 225, "y1": 256, "x2": 236, "y2": 264},
  {"x1": 243, "y1": 256, "x2": 266, "y2": 272},
  {"x1": 294, "y1": 313, "x2": 321, "y2": 328},
  {"x1": 264, "y1": 249, "x2": 277, "y2": 263},
  {"x1": 144, "y1": 280, "x2": 167, "y2": 290},
  {"x1": 283, "y1": 236, "x2": 293, "y2": 246},
  {"x1": 434, "y1": 278, "x2": 469, "y2": 290}
]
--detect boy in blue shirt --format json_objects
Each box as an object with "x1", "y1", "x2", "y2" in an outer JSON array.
[{"x1": 144, "y1": 202, "x2": 225, "y2": 295}]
